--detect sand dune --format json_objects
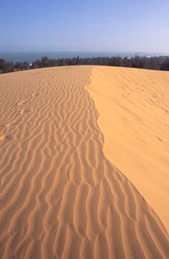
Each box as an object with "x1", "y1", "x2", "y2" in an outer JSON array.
[
  {"x1": 87, "y1": 66, "x2": 169, "y2": 233},
  {"x1": 0, "y1": 66, "x2": 169, "y2": 259}
]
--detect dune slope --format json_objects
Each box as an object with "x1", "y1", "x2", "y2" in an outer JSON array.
[
  {"x1": 87, "y1": 66, "x2": 169, "y2": 233},
  {"x1": 0, "y1": 67, "x2": 169, "y2": 259}
]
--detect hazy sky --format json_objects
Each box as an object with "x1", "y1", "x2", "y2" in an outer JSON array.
[{"x1": 1, "y1": 0, "x2": 169, "y2": 53}]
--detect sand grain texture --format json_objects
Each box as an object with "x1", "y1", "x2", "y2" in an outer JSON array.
[
  {"x1": 0, "y1": 67, "x2": 169, "y2": 259},
  {"x1": 87, "y1": 66, "x2": 169, "y2": 232}
]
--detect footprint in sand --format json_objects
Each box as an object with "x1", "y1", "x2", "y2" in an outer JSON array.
[
  {"x1": 20, "y1": 108, "x2": 31, "y2": 115},
  {"x1": 32, "y1": 92, "x2": 39, "y2": 97},
  {"x1": 6, "y1": 122, "x2": 18, "y2": 129},
  {"x1": 18, "y1": 100, "x2": 26, "y2": 106},
  {"x1": 0, "y1": 134, "x2": 13, "y2": 142}
]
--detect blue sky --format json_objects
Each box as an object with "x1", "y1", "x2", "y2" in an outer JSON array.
[{"x1": 1, "y1": 0, "x2": 169, "y2": 52}]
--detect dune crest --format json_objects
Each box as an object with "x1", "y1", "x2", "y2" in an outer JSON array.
[
  {"x1": 0, "y1": 67, "x2": 169, "y2": 258},
  {"x1": 87, "y1": 66, "x2": 169, "y2": 233}
]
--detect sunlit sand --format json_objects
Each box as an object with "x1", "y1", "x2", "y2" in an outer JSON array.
[{"x1": 0, "y1": 66, "x2": 169, "y2": 258}]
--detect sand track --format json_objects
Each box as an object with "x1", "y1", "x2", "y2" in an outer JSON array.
[{"x1": 0, "y1": 67, "x2": 169, "y2": 259}]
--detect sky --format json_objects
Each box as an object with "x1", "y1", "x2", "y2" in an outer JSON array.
[{"x1": 1, "y1": 0, "x2": 169, "y2": 53}]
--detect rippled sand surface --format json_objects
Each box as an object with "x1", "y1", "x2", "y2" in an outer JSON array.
[{"x1": 0, "y1": 66, "x2": 169, "y2": 259}]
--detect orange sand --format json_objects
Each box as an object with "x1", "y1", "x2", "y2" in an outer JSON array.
[
  {"x1": 87, "y1": 66, "x2": 169, "y2": 233},
  {"x1": 0, "y1": 67, "x2": 169, "y2": 258}
]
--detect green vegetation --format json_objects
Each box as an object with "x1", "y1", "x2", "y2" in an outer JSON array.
[{"x1": 0, "y1": 55, "x2": 169, "y2": 74}]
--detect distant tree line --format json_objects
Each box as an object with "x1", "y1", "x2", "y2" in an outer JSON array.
[{"x1": 0, "y1": 55, "x2": 169, "y2": 74}]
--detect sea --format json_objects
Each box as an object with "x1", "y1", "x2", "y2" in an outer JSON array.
[{"x1": 0, "y1": 51, "x2": 168, "y2": 63}]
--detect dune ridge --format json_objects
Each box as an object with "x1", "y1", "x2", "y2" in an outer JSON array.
[
  {"x1": 87, "y1": 66, "x2": 169, "y2": 233},
  {"x1": 0, "y1": 66, "x2": 169, "y2": 259}
]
